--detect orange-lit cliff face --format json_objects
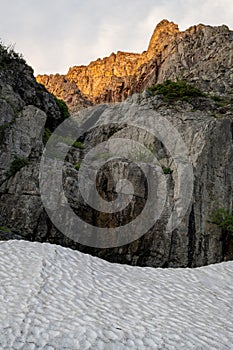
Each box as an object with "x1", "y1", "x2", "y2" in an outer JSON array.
[{"x1": 37, "y1": 19, "x2": 233, "y2": 112}]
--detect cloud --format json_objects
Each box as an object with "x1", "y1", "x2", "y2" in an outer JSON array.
[{"x1": 0, "y1": 0, "x2": 232, "y2": 75}]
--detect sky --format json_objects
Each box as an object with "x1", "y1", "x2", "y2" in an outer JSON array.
[{"x1": 0, "y1": 0, "x2": 232, "y2": 76}]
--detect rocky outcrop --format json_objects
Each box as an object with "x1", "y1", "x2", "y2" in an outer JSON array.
[
  {"x1": 36, "y1": 74, "x2": 92, "y2": 113},
  {"x1": 0, "y1": 44, "x2": 71, "y2": 235},
  {"x1": 1, "y1": 51, "x2": 233, "y2": 266},
  {"x1": 0, "y1": 31, "x2": 233, "y2": 268},
  {"x1": 37, "y1": 20, "x2": 233, "y2": 110}
]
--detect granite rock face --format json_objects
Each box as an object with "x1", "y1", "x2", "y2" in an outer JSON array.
[
  {"x1": 60, "y1": 95, "x2": 233, "y2": 267},
  {"x1": 37, "y1": 20, "x2": 233, "y2": 110},
  {"x1": 0, "y1": 47, "x2": 70, "y2": 238},
  {"x1": 0, "y1": 32, "x2": 233, "y2": 268},
  {"x1": 1, "y1": 55, "x2": 233, "y2": 266}
]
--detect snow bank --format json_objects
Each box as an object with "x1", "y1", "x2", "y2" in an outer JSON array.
[{"x1": 0, "y1": 240, "x2": 232, "y2": 349}]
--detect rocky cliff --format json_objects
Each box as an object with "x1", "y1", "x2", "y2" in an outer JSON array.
[
  {"x1": 37, "y1": 20, "x2": 233, "y2": 111},
  {"x1": 36, "y1": 73, "x2": 93, "y2": 113},
  {"x1": 0, "y1": 44, "x2": 71, "y2": 238},
  {"x1": 0, "y1": 26, "x2": 233, "y2": 268}
]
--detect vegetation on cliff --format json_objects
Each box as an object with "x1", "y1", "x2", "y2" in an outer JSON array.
[
  {"x1": 148, "y1": 80, "x2": 206, "y2": 101},
  {"x1": 6, "y1": 157, "x2": 30, "y2": 177},
  {"x1": 55, "y1": 97, "x2": 70, "y2": 119},
  {"x1": 212, "y1": 209, "x2": 233, "y2": 235},
  {"x1": 0, "y1": 42, "x2": 26, "y2": 69}
]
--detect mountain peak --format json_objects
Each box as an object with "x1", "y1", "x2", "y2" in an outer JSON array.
[
  {"x1": 147, "y1": 19, "x2": 179, "y2": 53},
  {"x1": 155, "y1": 19, "x2": 177, "y2": 29}
]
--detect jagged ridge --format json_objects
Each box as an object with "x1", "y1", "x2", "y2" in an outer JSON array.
[{"x1": 37, "y1": 20, "x2": 233, "y2": 111}]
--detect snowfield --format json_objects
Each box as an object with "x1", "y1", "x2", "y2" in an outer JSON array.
[{"x1": 0, "y1": 241, "x2": 233, "y2": 349}]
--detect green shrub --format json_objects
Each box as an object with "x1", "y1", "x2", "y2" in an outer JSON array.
[
  {"x1": 0, "y1": 226, "x2": 11, "y2": 233},
  {"x1": 55, "y1": 97, "x2": 70, "y2": 119},
  {"x1": 43, "y1": 128, "x2": 52, "y2": 145},
  {"x1": 73, "y1": 141, "x2": 85, "y2": 149},
  {"x1": 212, "y1": 209, "x2": 233, "y2": 234},
  {"x1": 210, "y1": 95, "x2": 223, "y2": 102},
  {"x1": 0, "y1": 42, "x2": 26, "y2": 69},
  {"x1": 6, "y1": 157, "x2": 30, "y2": 177},
  {"x1": 209, "y1": 95, "x2": 233, "y2": 108},
  {"x1": 148, "y1": 80, "x2": 206, "y2": 101},
  {"x1": 163, "y1": 167, "x2": 173, "y2": 175},
  {"x1": 75, "y1": 162, "x2": 81, "y2": 171}
]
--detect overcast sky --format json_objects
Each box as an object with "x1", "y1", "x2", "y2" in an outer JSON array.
[{"x1": 0, "y1": 0, "x2": 232, "y2": 75}]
